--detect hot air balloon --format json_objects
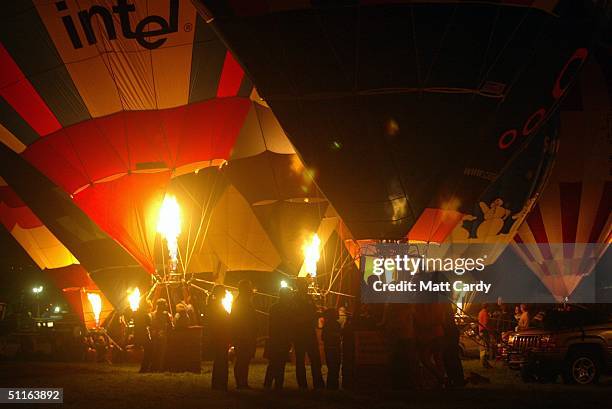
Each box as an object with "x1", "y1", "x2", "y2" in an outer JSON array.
[
  {"x1": 511, "y1": 53, "x2": 612, "y2": 302},
  {"x1": 224, "y1": 148, "x2": 329, "y2": 273},
  {"x1": 0, "y1": 178, "x2": 113, "y2": 328},
  {"x1": 0, "y1": 143, "x2": 151, "y2": 309},
  {"x1": 149, "y1": 102, "x2": 354, "y2": 307},
  {"x1": 0, "y1": 1, "x2": 260, "y2": 284},
  {"x1": 196, "y1": 0, "x2": 598, "y2": 250},
  {"x1": 410, "y1": 117, "x2": 558, "y2": 263}
]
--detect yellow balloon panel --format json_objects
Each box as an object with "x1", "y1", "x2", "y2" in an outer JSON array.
[
  {"x1": 188, "y1": 186, "x2": 281, "y2": 272},
  {"x1": 33, "y1": 0, "x2": 197, "y2": 116},
  {"x1": 11, "y1": 224, "x2": 79, "y2": 270}
]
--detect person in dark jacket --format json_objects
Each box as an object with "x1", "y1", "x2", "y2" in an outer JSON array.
[
  {"x1": 134, "y1": 298, "x2": 153, "y2": 373},
  {"x1": 322, "y1": 308, "x2": 342, "y2": 389},
  {"x1": 174, "y1": 302, "x2": 191, "y2": 329},
  {"x1": 208, "y1": 285, "x2": 231, "y2": 390},
  {"x1": 231, "y1": 280, "x2": 258, "y2": 389},
  {"x1": 149, "y1": 298, "x2": 173, "y2": 371},
  {"x1": 442, "y1": 303, "x2": 465, "y2": 388},
  {"x1": 293, "y1": 279, "x2": 325, "y2": 389},
  {"x1": 265, "y1": 286, "x2": 294, "y2": 389},
  {"x1": 382, "y1": 303, "x2": 417, "y2": 390}
]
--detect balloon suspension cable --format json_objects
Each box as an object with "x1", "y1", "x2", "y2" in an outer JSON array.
[
  {"x1": 326, "y1": 251, "x2": 352, "y2": 294},
  {"x1": 192, "y1": 278, "x2": 279, "y2": 300},
  {"x1": 184, "y1": 174, "x2": 221, "y2": 273},
  {"x1": 190, "y1": 278, "x2": 271, "y2": 316}
]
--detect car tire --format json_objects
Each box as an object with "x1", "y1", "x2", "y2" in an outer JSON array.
[{"x1": 562, "y1": 350, "x2": 602, "y2": 385}]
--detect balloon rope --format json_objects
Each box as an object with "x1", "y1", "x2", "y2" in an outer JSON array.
[{"x1": 184, "y1": 172, "x2": 220, "y2": 270}]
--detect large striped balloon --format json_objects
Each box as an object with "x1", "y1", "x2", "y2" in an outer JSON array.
[
  {"x1": 0, "y1": 1, "x2": 259, "y2": 273},
  {"x1": 0, "y1": 178, "x2": 79, "y2": 273},
  {"x1": 512, "y1": 55, "x2": 611, "y2": 301}
]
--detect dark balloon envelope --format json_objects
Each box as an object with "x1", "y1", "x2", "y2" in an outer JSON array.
[{"x1": 198, "y1": 0, "x2": 599, "y2": 243}]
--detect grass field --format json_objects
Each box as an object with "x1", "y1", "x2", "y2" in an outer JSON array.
[{"x1": 0, "y1": 359, "x2": 610, "y2": 409}]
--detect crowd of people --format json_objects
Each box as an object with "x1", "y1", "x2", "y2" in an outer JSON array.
[
  {"x1": 376, "y1": 303, "x2": 465, "y2": 389},
  {"x1": 131, "y1": 294, "x2": 203, "y2": 373},
  {"x1": 3, "y1": 277, "x2": 594, "y2": 392},
  {"x1": 124, "y1": 283, "x2": 556, "y2": 391},
  {"x1": 206, "y1": 279, "x2": 333, "y2": 390},
  {"x1": 477, "y1": 302, "x2": 538, "y2": 368},
  {"x1": 131, "y1": 279, "x2": 344, "y2": 390},
  {"x1": 125, "y1": 281, "x2": 479, "y2": 391}
]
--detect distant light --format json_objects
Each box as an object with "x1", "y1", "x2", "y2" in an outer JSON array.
[
  {"x1": 280, "y1": 280, "x2": 288, "y2": 289},
  {"x1": 47, "y1": 322, "x2": 54, "y2": 328},
  {"x1": 54, "y1": 306, "x2": 61, "y2": 313},
  {"x1": 32, "y1": 286, "x2": 43, "y2": 294}
]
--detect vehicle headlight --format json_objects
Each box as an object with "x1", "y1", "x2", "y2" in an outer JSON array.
[{"x1": 507, "y1": 334, "x2": 516, "y2": 346}]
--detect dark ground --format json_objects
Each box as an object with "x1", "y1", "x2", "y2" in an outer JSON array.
[{"x1": 0, "y1": 359, "x2": 610, "y2": 409}]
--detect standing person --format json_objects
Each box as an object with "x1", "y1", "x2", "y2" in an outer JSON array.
[
  {"x1": 265, "y1": 286, "x2": 294, "y2": 390},
  {"x1": 497, "y1": 303, "x2": 513, "y2": 334},
  {"x1": 441, "y1": 303, "x2": 464, "y2": 388},
  {"x1": 512, "y1": 305, "x2": 521, "y2": 329},
  {"x1": 293, "y1": 279, "x2": 325, "y2": 389},
  {"x1": 340, "y1": 311, "x2": 355, "y2": 390},
  {"x1": 208, "y1": 285, "x2": 231, "y2": 390},
  {"x1": 415, "y1": 303, "x2": 446, "y2": 387},
  {"x1": 134, "y1": 298, "x2": 153, "y2": 373},
  {"x1": 94, "y1": 334, "x2": 109, "y2": 363},
  {"x1": 517, "y1": 304, "x2": 530, "y2": 330},
  {"x1": 149, "y1": 298, "x2": 173, "y2": 371},
  {"x1": 174, "y1": 303, "x2": 191, "y2": 329},
  {"x1": 382, "y1": 303, "x2": 417, "y2": 390},
  {"x1": 231, "y1": 280, "x2": 258, "y2": 389},
  {"x1": 478, "y1": 304, "x2": 492, "y2": 369},
  {"x1": 322, "y1": 308, "x2": 342, "y2": 390},
  {"x1": 184, "y1": 295, "x2": 199, "y2": 325}
]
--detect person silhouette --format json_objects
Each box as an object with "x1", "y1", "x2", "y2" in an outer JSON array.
[
  {"x1": 231, "y1": 280, "x2": 258, "y2": 389},
  {"x1": 293, "y1": 279, "x2": 325, "y2": 389},
  {"x1": 208, "y1": 285, "x2": 230, "y2": 390}
]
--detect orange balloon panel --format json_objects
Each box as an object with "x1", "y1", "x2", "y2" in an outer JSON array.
[{"x1": 62, "y1": 288, "x2": 113, "y2": 329}]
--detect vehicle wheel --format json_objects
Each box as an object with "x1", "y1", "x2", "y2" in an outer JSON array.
[{"x1": 562, "y1": 350, "x2": 601, "y2": 385}]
